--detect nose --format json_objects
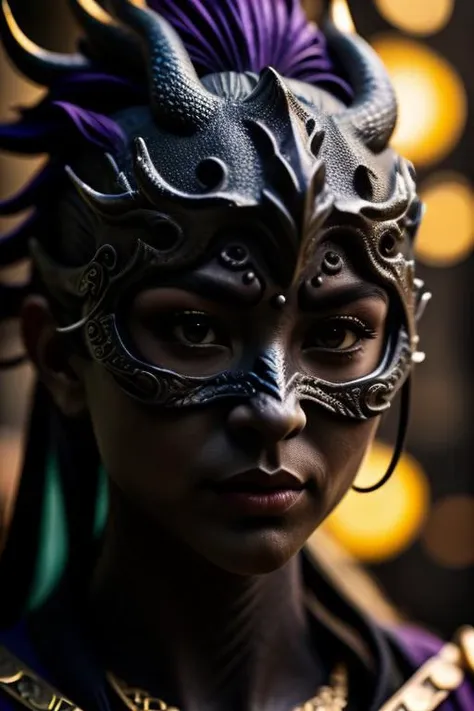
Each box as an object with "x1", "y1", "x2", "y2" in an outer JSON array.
[{"x1": 227, "y1": 393, "x2": 307, "y2": 446}]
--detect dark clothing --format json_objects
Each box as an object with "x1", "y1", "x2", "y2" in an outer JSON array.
[{"x1": 1, "y1": 549, "x2": 473, "y2": 711}]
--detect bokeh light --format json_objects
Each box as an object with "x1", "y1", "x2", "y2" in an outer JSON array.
[
  {"x1": 375, "y1": 0, "x2": 454, "y2": 37},
  {"x1": 329, "y1": 0, "x2": 355, "y2": 34},
  {"x1": 0, "y1": 44, "x2": 45, "y2": 238},
  {"x1": 415, "y1": 173, "x2": 474, "y2": 266},
  {"x1": 0, "y1": 428, "x2": 22, "y2": 549},
  {"x1": 422, "y1": 496, "x2": 474, "y2": 569},
  {"x1": 372, "y1": 36, "x2": 467, "y2": 167},
  {"x1": 324, "y1": 441, "x2": 429, "y2": 563}
]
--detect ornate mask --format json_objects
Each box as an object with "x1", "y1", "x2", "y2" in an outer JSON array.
[{"x1": 7, "y1": 0, "x2": 429, "y2": 419}]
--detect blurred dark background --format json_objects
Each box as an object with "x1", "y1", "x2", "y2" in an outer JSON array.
[{"x1": 0, "y1": 0, "x2": 473, "y2": 637}]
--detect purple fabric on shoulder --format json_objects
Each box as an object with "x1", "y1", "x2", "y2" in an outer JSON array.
[{"x1": 390, "y1": 625, "x2": 474, "y2": 711}]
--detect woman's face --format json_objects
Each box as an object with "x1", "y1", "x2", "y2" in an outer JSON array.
[{"x1": 79, "y1": 238, "x2": 388, "y2": 575}]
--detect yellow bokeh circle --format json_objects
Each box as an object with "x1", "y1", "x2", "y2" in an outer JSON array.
[
  {"x1": 375, "y1": 0, "x2": 454, "y2": 37},
  {"x1": 416, "y1": 173, "x2": 474, "y2": 266},
  {"x1": 372, "y1": 36, "x2": 467, "y2": 168},
  {"x1": 324, "y1": 441, "x2": 429, "y2": 563}
]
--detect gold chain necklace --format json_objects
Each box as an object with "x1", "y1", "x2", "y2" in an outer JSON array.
[{"x1": 107, "y1": 664, "x2": 348, "y2": 711}]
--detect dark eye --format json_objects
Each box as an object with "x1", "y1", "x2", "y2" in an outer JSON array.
[
  {"x1": 304, "y1": 317, "x2": 376, "y2": 352},
  {"x1": 161, "y1": 311, "x2": 227, "y2": 347},
  {"x1": 173, "y1": 313, "x2": 217, "y2": 345}
]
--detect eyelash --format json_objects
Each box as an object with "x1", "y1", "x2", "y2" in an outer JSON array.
[
  {"x1": 149, "y1": 310, "x2": 227, "y2": 347},
  {"x1": 303, "y1": 315, "x2": 378, "y2": 355},
  {"x1": 146, "y1": 311, "x2": 378, "y2": 355},
  {"x1": 326, "y1": 315, "x2": 377, "y2": 338}
]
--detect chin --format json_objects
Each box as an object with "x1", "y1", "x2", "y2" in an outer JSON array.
[{"x1": 194, "y1": 523, "x2": 310, "y2": 576}]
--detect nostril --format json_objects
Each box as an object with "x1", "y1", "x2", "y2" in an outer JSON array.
[
  {"x1": 228, "y1": 421, "x2": 267, "y2": 454},
  {"x1": 227, "y1": 397, "x2": 306, "y2": 447},
  {"x1": 283, "y1": 427, "x2": 301, "y2": 442}
]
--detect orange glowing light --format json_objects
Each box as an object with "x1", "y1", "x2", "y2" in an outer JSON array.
[
  {"x1": 375, "y1": 0, "x2": 454, "y2": 37},
  {"x1": 324, "y1": 441, "x2": 429, "y2": 563},
  {"x1": 372, "y1": 36, "x2": 467, "y2": 168},
  {"x1": 416, "y1": 173, "x2": 474, "y2": 266}
]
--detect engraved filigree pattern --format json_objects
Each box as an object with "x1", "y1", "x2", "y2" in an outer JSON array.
[
  {"x1": 78, "y1": 244, "x2": 117, "y2": 299},
  {"x1": 43, "y1": 230, "x2": 424, "y2": 418},
  {"x1": 108, "y1": 664, "x2": 349, "y2": 711},
  {"x1": 290, "y1": 331, "x2": 412, "y2": 420},
  {"x1": 293, "y1": 665, "x2": 348, "y2": 710},
  {"x1": 329, "y1": 165, "x2": 421, "y2": 346},
  {"x1": 2, "y1": 627, "x2": 472, "y2": 711},
  {"x1": 86, "y1": 311, "x2": 262, "y2": 407},
  {"x1": 82, "y1": 279, "x2": 413, "y2": 418},
  {"x1": 108, "y1": 674, "x2": 174, "y2": 711},
  {"x1": 0, "y1": 646, "x2": 80, "y2": 711},
  {"x1": 379, "y1": 634, "x2": 472, "y2": 711},
  {"x1": 32, "y1": 119, "x2": 430, "y2": 419}
]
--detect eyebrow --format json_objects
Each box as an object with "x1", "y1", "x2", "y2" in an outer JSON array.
[
  {"x1": 159, "y1": 273, "x2": 258, "y2": 307},
  {"x1": 301, "y1": 283, "x2": 388, "y2": 312},
  {"x1": 153, "y1": 275, "x2": 388, "y2": 310}
]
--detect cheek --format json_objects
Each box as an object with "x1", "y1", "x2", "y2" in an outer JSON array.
[
  {"x1": 305, "y1": 410, "x2": 378, "y2": 513},
  {"x1": 82, "y1": 365, "x2": 212, "y2": 504}
]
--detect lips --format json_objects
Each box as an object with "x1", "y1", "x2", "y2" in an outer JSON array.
[
  {"x1": 210, "y1": 468, "x2": 306, "y2": 493},
  {"x1": 206, "y1": 469, "x2": 307, "y2": 516}
]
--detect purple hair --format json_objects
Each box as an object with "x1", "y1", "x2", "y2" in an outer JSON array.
[{"x1": 151, "y1": 0, "x2": 350, "y2": 89}]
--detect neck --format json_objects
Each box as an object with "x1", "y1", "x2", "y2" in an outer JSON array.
[{"x1": 88, "y1": 487, "x2": 324, "y2": 711}]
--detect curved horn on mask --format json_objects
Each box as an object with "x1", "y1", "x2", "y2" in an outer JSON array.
[
  {"x1": 67, "y1": 0, "x2": 143, "y2": 74},
  {"x1": 65, "y1": 166, "x2": 141, "y2": 218},
  {"x1": 325, "y1": 2, "x2": 397, "y2": 153},
  {"x1": 0, "y1": 0, "x2": 91, "y2": 86},
  {"x1": 107, "y1": 0, "x2": 222, "y2": 134},
  {"x1": 68, "y1": 0, "x2": 118, "y2": 31}
]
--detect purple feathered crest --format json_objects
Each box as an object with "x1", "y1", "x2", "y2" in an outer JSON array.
[{"x1": 151, "y1": 0, "x2": 349, "y2": 89}]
